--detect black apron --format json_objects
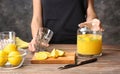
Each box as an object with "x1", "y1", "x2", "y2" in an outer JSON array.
[{"x1": 41, "y1": 0, "x2": 87, "y2": 44}]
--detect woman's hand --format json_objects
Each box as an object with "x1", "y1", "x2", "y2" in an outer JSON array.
[
  {"x1": 28, "y1": 37, "x2": 36, "y2": 52},
  {"x1": 79, "y1": 19, "x2": 104, "y2": 31},
  {"x1": 28, "y1": 36, "x2": 49, "y2": 52}
]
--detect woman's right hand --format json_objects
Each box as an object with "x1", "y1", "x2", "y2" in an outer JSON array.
[{"x1": 28, "y1": 36, "x2": 49, "y2": 52}]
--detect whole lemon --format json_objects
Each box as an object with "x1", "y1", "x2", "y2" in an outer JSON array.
[
  {"x1": 0, "y1": 50, "x2": 8, "y2": 67},
  {"x1": 8, "y1": 51, "x2": 22, "y2": 66},
  {"x1": 3, "y1": 43, "x2": 17, "y2": 54}
]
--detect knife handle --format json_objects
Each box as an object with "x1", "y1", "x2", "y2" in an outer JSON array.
[{"x1": 78, "y1": 58, "x2": 97, "y2": 65}]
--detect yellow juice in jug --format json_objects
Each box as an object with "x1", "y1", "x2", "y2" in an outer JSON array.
[{"x1": 77, "y1": 34, "x2": 102, "y2": 56}]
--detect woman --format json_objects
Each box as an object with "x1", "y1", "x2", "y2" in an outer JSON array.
[{"x1": 29, "y1": 0, "x2": 103, "y2": 52}]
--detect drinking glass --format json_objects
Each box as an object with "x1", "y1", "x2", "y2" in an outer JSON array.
[
  {"x1": 0, "y1": 31, "x2": 16, "y2": 50},
  {"x1": 34, "y1": 28, "x2": 54, "y2": 52}
]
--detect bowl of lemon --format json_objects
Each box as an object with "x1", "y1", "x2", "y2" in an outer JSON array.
[{"x1": 0, "y1": 43, "x2": 27, "y2": 69}]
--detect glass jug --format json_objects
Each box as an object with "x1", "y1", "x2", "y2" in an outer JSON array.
[{"x1": 77, "y1": 27, "x2": 102, "y2": 57}]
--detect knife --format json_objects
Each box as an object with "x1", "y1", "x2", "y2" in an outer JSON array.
[{"x1": 58, "y1": 58, "x2": 97, "y2": 70}]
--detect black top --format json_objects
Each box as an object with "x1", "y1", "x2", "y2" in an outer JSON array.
[{"x1": 41, "y1": 0, "x2": 87, "y2": 44}]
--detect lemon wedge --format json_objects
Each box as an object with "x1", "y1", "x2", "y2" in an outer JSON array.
[
  {"x1": 50, "y1": 49, "x2": 59, "y2": 58},
  {"x1": 56, "y1": 49, "x2": 65, "y2": 57}
]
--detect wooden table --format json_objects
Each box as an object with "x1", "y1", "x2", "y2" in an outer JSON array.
[{"x1": 0, "y1": 44, "x2": 120, "y2": 74}]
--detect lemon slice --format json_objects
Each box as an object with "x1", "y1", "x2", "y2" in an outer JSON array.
[
  {"x1": 42, "y1": 52, "x2": 51, "y2": 58},
  {"x1": 35, "y1": 52, "x2": 48, "y2": 60}
]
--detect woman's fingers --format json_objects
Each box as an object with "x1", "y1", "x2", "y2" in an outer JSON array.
[
  {"x1": 91, "y1": 19, "x2": 100, "y2": 31},
  {"x1": 28, "y1": 42, "x2": 35, "y2": 52},
  {"x1": 78, "y1": 19, "x2": 104, "y2": 31},
  {"x1": 28, "y1": 38, "x2": 50, "y2": 52},
  {"x1": 28, "y1": 38, "x2": 36, "y2": 52},
  {"x1": 78, "y1": 22, "x2": 92, "y2": 29},
  {"x1": 92, "y1": 19, "x2": 104, "y2": 31},
  {"x1": 41, "y1": 42, "x2": 49, "y2": 47}
]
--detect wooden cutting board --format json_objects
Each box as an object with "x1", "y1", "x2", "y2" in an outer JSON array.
[{"x1": 31, "y1": 52, "x2": 76, "y2": 64}]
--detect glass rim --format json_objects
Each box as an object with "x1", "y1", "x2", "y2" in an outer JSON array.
[
  {"x1": 38, "y1": 27, "x2": 53, "y2": 33},
  {"x1": 0, "y1": 31, "x2": 15, "y2": 34}
]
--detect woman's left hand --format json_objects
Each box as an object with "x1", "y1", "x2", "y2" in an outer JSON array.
[{"x1": 78, "y1": 19, "x2": 104, "y2": 31}]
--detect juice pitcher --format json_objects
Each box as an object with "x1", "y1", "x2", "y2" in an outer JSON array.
[{"x1": 77, "y1": 27, "x2": 102, "y2": 57}]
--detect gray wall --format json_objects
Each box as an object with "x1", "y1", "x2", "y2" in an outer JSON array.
[
  {"x1": 95, "y1": 0, "x2": 120, "y2": 44},
  {"x1": 0, "y1": 0, "x2": 120, "y2": 44},
  {"x1": 0, "y1": 0, "x2": 32, "y2": 41}
]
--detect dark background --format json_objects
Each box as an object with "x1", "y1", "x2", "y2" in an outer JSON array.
[{"x1": 0, "y1": 0, "x2": 120, "y2": 44}]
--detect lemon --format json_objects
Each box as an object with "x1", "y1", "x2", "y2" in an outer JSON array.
[
  {"x1": 50, "y1": 49, "x2": 59, "y2": 58},
  {"x1": 0, "y1": 50, "x2": 8, "y2": 67},
  {"x1": 8, "y1": 51, "x2": 22, "y2": 66},
  {"x1": 56, "y1": 49, "x2": 65, "y2": 57},
  {"x1": 3, "y1": 43, "x2": 17, "y2": 54},
  {"x1": 35, "y1": 52, "x2": 48, "y2": 60}
]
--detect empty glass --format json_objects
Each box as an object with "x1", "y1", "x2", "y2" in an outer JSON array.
[{"x1": 34, "y1": 28, "x2": 54, "y2": 52}]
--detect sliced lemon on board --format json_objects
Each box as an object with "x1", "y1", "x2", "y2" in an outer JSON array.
[
  {"x1": 50, "y1": 49, "x2": 59, "y2": 58},
  {"x1": 42, "y1": 52, "x2": 51, "y2": 58},
  {"x1": 35, "y1": 52, "x2": 48, "y2": 60},
  {"x1": 56, "y1": 49, "x2": 65, "y2": 57},
  {"x1": 34, "y1": 49, "x2": 65, "y2": 60}
]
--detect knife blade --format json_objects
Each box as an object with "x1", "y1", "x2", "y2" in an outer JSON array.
[{"x1": 58, "y1": 58, "x2": 97, "y2": 70}]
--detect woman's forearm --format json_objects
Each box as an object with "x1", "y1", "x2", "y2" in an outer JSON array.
[
  {"x1": 31, "y1": 17, "x2": 42, "y2": 38},
  {"x1": 86, "y1": 0, "x2": 98, "y2": 22},
  {"x1": 31, "y1": 0, "x2": 43, "y2": 38}
]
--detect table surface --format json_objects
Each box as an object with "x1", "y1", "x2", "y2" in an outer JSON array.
[{"x1": 0, "y1": 44, "x2": 120, "y2": 74}]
